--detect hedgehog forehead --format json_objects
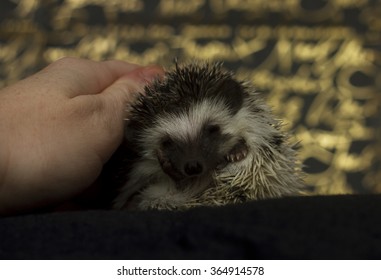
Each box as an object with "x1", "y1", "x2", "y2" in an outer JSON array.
[
  {"x1": 143, "y1": 99, "x2": 233, "y2": 145},
  {"x1": 134, "y1": 63, "x2": 244, "y2": 124},
  {"x1": 167, "y1": 65, "x2": 231, "y2": 98}
]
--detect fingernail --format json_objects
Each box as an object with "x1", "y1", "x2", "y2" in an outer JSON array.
[{"x1": 140, "y1": 66, "x2": 165, "y2": 83}]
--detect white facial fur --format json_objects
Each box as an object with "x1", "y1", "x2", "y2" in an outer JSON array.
[{"x1": 139, "y1": 98, "x2": 238, "y2": 158}]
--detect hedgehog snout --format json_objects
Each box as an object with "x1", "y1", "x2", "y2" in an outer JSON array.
[
  {"x1": 159, "y1": 153, "x2": 207, "y2": 179},
  {"x1": 157, "y1": 146, "x2": 212, "y2": 181}
]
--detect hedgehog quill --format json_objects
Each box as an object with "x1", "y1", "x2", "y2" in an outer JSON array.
[{"x1": 112, "y1": 62, "x2": 305, "y2": 210}]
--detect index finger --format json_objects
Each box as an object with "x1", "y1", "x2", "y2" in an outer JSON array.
[{"x1": 39, "y1": 57, "x2": 144, "y2": 98}]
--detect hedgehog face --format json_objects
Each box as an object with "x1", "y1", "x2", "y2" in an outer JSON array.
[
  {"x1": 156, "y1": 128, "x2": 249, "y2": 184},
  {"x1": 125, "y1": 63, "x2": 251, "y2": 188},
  {"x1": 156, "y1": 122, "x2": 232, "y2": 181},
  {"x1": 141, "y1": 97, "x2": 249, "y2": 187}
]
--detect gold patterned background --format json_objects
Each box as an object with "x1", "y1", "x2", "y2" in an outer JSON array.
[{"x1": 1, "y1": 0, "x2": 380, "y2": 195}]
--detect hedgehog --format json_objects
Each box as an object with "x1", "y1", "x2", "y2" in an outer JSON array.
[{"x1": 112, "y1": 62, "x2": 304, "y2": 210}]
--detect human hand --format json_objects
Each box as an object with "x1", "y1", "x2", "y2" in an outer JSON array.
[{"x1": 0, "y1": 57, "x2": 164, "y2": 214}]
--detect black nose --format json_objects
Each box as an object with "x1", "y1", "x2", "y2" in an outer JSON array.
[{"x1": 184, "y1": 160, "x2": 203, "y2": 176}]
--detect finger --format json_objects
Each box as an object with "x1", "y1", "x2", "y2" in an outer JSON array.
[
  {"x1": 100, "y1": 65, "x2": 165, "y2": 114},
  {"x1": 37, "y1": 57, "x2": 144, "y2": 98},
  {"x1": 79, "y1": 66, "x2": 165, "y2": 162}
]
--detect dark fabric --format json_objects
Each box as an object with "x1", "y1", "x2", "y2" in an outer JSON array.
[{"x1": 1, "y1": 194, "x2": 380, "y2": 259}]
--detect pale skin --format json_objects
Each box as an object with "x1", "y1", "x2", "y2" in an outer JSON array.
[{"x1": 0, "y1": 57, "x2": 164, "y2": 215}]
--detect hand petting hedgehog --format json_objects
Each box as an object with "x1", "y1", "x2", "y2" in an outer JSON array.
[{"x1": 111, "y1": 62, "x2": 305, "y2": 210}]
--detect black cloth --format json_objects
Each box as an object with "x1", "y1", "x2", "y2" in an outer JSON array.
[{"x1": 1, "y1": 194, "x2": 380, "y2": 259}]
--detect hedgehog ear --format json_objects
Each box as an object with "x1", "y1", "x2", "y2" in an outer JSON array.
[{"x1": 217, "y1": 78, "x2": 244, "y2": 114}]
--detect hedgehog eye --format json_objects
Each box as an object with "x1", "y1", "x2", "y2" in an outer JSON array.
[
  {"x1": 206, "y1": 124, "x2": 221, "y2": 135},
  {"x1": 161, "y1": 136, "x2": 174, "y2": 149}
]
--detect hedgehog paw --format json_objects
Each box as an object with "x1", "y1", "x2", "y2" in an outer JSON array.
[{"x1": 225, "y1": 139, "x2": 248, "y2": 163}]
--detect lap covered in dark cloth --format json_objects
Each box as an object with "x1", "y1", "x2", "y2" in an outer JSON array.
[{"x1": 1, "y1": 194, "x2": 380, "y2": 259}]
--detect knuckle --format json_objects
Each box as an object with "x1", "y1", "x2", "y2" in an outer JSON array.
[{"x1": 49, "y1": 57, "x2": 85, "y2": 70}]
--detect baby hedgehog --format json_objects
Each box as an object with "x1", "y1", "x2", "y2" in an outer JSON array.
[{"x1": 112, "y1": 62, "x2": 304, "y2": 210}]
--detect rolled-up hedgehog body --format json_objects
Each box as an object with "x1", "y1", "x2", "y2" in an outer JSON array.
[{"x1": 113, "y1": 62, "x2": 304, "y2": 210}]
